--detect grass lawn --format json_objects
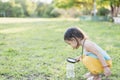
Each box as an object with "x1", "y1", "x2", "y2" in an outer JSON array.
[{"x1": 0, "y1": 18, "x2": 120, "y2": 80}]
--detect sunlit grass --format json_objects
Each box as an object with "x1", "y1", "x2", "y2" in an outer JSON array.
[
  {"x1": 0, "y1": 18, "x2": 120, "y2": 80},
  {"x1": 0, "y1": 27, "x2": 32, "y2": 33}
]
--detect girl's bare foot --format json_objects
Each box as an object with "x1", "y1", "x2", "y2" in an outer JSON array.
[
  {"x1": 93, "y1": 75, "x2": 101, "y2": 80},
  {"x1": 83, "y1": 72, "x2": 93, "y2": 79},
  {"x1": 87, "y1": 76, "x2": 94, "y2": 80}
]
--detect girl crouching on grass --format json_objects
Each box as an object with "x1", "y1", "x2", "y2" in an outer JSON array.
[{"x1": 64, "y1": 27, "x2": 112, "y2": 80}]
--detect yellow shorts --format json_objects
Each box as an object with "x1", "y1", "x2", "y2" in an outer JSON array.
[{"x1": 82, "y1": 56, "x2": 112, "y2": 75}]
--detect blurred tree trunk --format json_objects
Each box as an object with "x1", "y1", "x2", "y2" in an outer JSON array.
[
  {"x1": 110, "y1": 3, "x2": 120, "y2": 17},
  {"x1": 93, "y1": 0, "x2": 96, "y2": 16}
]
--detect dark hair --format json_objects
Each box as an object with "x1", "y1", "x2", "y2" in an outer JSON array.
[{"x1": 64, "y1": 27, "x2": 86, "y2": 41}]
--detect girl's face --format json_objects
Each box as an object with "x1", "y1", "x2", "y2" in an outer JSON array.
[{"x1": 65, "y1": 39, "x2": 77, "y2": 49}]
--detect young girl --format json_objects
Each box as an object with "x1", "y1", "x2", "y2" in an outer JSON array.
[{"x1": 64, "y1": 27, "x2": 112, "y2": 80}]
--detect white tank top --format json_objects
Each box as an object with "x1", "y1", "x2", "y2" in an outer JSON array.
[{"x1": 83, "y1": 42, "x2": 111, "y2": 60}]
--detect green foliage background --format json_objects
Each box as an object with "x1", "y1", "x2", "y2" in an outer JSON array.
[{"x1": 0, "y1": 0, "x2": 60, "y2": 17}]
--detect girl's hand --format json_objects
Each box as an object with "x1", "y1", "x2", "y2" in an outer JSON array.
[
  {"x1": 75, "y1": 56, "x2": 82, "y2": 62},
  {"x1": 104, "y1": 67, "x2": 111, "y2": 77}
]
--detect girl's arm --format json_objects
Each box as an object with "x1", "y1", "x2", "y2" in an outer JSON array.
[{"x1": 84, "y1": 41, "x2": 111, "y2": 76}]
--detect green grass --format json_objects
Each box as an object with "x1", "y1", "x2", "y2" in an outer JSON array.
[{"x1": 0, "y1": 18, "x2": 120, "y2": 80}]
